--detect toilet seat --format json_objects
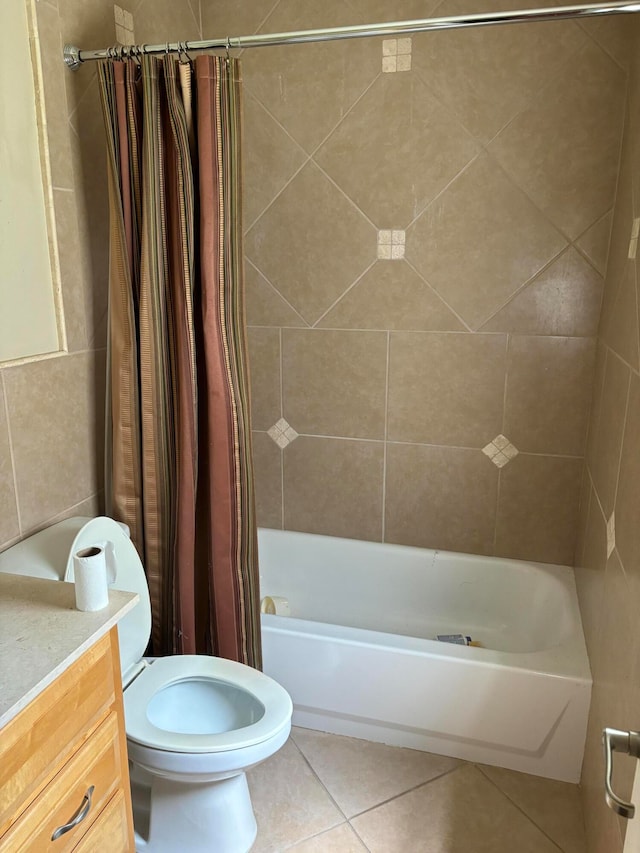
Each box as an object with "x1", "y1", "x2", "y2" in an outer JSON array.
[{"x1": 124, "y1": 655, "x2": 292, "y2": 753}]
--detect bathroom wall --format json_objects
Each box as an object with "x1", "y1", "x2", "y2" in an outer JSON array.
[
  {"x1": 575, "y1": 19, "x2": 640, "y2": 853},
  {"x1": 0, "y1": 0, "x2": 201, "y2": 553},
  {"x1": 201, "y1": 0, "x2": 628, "y2": 563}
]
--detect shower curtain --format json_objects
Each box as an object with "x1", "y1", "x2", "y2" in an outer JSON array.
[{"x1": 98, "y1": 54, "x2": 261, "y2": 668}]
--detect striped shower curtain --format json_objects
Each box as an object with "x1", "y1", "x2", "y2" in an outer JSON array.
[{"x1": 97, "y1": 54, "x2": 261, "y2": 668}]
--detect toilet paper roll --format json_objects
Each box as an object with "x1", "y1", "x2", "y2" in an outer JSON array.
[
  {"x1": 73, "y1": 546, "x2": 109, "y2": 612},
  {"x1": 260, "y1": 595, "x2": 290, "y2": 616}
]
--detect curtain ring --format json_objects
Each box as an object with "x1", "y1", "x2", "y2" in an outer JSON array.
[
  {"x1": 178, "y1": 41, "x2": 191, "y2": 64},
  {"x1": 225, "y1": 36, "x2": 231, "y2": 63}
]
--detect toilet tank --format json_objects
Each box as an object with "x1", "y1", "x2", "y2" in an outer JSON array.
[{"x1": 0, "y1": 517, "x2": 152, "y2": 685}]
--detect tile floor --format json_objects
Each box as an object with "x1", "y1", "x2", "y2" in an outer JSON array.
[{"x1": 247, "y1": 728, "x2": 587, "y2": 852}]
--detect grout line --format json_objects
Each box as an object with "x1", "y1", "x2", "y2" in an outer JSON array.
[
  {"x1": 610, "y1": 368, "x2": 632, "y2": 573},
  {"x1": 381, "y1": 331, "x2": 390, "y2": 543},
  {"x1": 251, "y1": 429, "x2": 585, "y2": 459},
  {"x1": 1, "y1": 373, "x2": 23, "y2": 537},
  {"x1": 475, "y1": 766, "x2": 567, "y2": 853}
]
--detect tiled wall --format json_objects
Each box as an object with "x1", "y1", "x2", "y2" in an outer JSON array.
[
  {"x1": 575, "y1": 21, "x2": 640, "y2": 853},
  {"x1": 200, "y1": 0, "x2": 629, "y2": 562},
  {"x1": 0, "y1": 0, "x2": 201, "y2": 553}
]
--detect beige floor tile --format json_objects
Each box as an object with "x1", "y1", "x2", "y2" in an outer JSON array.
[
  {"x1": 479, "y1": 765, "x2": 586, "y2": 853},
  {"x1": 292, "y1": 728, "x2": 459, "y2": 818},
  {"x1": 351, "y1": 765, "x2": 561, "y2": 853},
  {"x1": 286, "y1": 823, "x2": 368, "y2": 852},
  {"x1": 248, "y1": 739, "x2": 343, "y2": 853}
]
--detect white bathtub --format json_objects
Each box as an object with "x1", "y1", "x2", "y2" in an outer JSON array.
[{"x1": 258, "y1": 529, "x2": 592, "y2": 783}]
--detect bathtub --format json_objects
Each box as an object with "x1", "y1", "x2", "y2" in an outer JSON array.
[{"x1": 258, "y1": 529, "x2": 592, "y2": 783}]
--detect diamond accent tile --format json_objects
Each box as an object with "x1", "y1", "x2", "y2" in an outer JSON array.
[
  {"x1": 377, "y1": 229, "x2": 405, "y2": 260},
  {"x1": 607, "y1": 512, "x2": 615, "y2": 558},
  {"x1": 382, "y1": 38, "x2": 412, "y2": 73},
  {"x1": 483, "y1": 435, "x2": 519, "y2": 468},
  {"x1": 268, "y1": 418, "x2": 299, "y2": 449}
]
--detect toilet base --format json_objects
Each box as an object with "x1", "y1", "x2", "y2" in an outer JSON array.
[{"x1": 131, "y1": 765, "x2": 257, "y2": 853}]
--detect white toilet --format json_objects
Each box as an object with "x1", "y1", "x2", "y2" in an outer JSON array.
[{"x1": 0, "y1": 516, "x2": 292, "y2": 853}]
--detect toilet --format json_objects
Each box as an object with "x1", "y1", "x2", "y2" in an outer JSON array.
[{"x1": 0, "y1": 516, "x2": 292, "y2": 853}]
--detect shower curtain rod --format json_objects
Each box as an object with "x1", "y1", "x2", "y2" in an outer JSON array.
[{"x1": 63, "y1": 0, "x2": 640, "y2": 70}]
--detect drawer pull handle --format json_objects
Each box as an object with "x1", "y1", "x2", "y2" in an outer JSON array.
[{"x1": 51, "y1": 785, "x2": 95, "y2": 841}]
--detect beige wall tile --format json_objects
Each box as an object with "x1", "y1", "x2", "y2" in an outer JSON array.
[
  {"x1": 480, "y1": 248, "x2": 603, "y2": 337},
  {"x1": 243, "y1": 94, "x2": 307, "y2": 229},
  {"x1": 489, "y1": 41, "x2": 625, "y2": 240},
  {"x1": 246, "y1": 263, "x2": 307, "y2": 328},
  {"x1": 576, "y1": 212, "x2": 613, "y2": 276},
  {"x1": 575, "y1": 483, "x2": 607, "y2": 663},
  {"x1": 134, "y1": 0, "x2": 201, "y2": 42},
  {"x1": 385, "y1": 444, "x2": 498, "y2": 555},
  {"x1": 615, "y1": 372, "x2": 640, "y2": 585},
  {"x1": 0, "y1": 382, "x2": 20, "y2": 546},
  {"x1": 504, "y1": 336, "x2": 595, "y2": 455},
  {"x1": 2, "y1": 352, "x2": 105, "y2": 532},
  {"x1": 586, "y1": 342, "x2": 608, "y2": 469},
  {"x1": 53, "y1": 189, "x2": 88, "y2": 352},
  {"x1": 283, "y1": 437, "x2": 384, "y2": 541},
  {"x1": 282, "y1": 330, "x2": 387, "y2": 440},
  {"x1": 411, "y1": 3, "x2": 587, "y2": 143},
  {"x1": 245, "y1": 163, "x2": 376, "y2": 325},
  {"x1": 316, "y1": 73, "x2": 478, "y2": 226},
  {"x1": 406, "y1": 154, "x2": 566, "y2": 330},
  {"x1": 495, "y1": 454, "x2": 582, "y2": 565},
  {"x1": 601, "y1": 261, "x2": 640, "y2": 371},
  {"x1": 252, "y1": 431, "x2": 282, "y2": 530},
  {"x1": 387, "y1": 332, "x2": 506, "y2": 447},
  {"x1": 201, "y1": 0, "x2": 276, "y2": 36},
  {"x1": 578, "y1": 17, "x2": 632, "y2": 69},
  {"x1": 35, "y1": 2, "x2": 73, "y2": 190},
  {"x1": 317, "y1": 262, "x2": 465, "y2": 332},
  {"x1": 598, "y1": 115, "x2": 632, "y2": 337},
  {"x1": 247, "y1": 327, "x2": 281, "y2": 431},
  {"x1": 243, "y1": 2, "x2": 380, "y2": 153},
  {"x1": 589, "y1": 352, "x2": 630, "y2": 518}
]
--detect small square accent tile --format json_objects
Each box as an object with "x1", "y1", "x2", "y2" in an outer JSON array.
[
  {"x1": 482, "y1": 434, "x2": 519, "y2": 468},
  {"x1": 378, "y1": 229, "x2": 406, "y2": 260},
  {"x1": 607, "y1": 511, "x2": 615, "y2": 558},
  {"x1": 381, "y1": 38, "x2": 412, "y2": 73},
  {"x1": 268, "y1": 417, "x2": 299, "y2": 449},
  {"x1": 114, "y1": 4, "x2": 135, "y2": 44}
]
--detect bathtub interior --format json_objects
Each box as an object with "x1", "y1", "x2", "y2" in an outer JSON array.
[{"x1": 258, "y1": 528, "x2": 579, "y2": 655}]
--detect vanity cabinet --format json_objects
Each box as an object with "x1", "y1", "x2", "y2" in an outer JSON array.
[{"x1": 0, "y1": 627, "x2": 134, "y2": 852}]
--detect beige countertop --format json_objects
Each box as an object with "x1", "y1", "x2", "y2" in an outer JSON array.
[{"x1": 0, "y1": 573, "x2": 138, "y2": 728}]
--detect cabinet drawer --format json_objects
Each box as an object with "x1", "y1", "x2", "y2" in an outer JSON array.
[
  {"x1": 0, "y1": 712, "x2": 123, "y2": 853},
  {"x1": 72, "y1": 790, "x2": 130, "y2": 853},
  {"x1": 0, "y1": 633, "x2": 115, "y2": 834}
]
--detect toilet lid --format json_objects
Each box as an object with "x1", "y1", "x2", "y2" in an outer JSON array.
[{"x1": 124, "y1": 655, "x2": 292, "y2": 753}]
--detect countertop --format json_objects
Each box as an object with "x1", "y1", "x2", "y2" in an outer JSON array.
[{"x1": 0, "y1": 573, "x2": 138, "y2": 728}]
